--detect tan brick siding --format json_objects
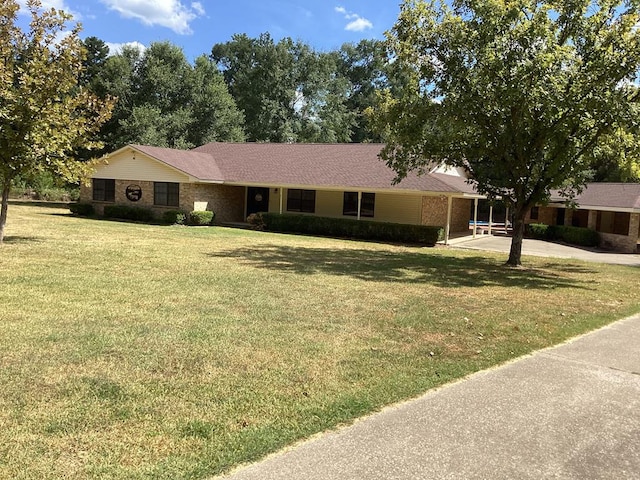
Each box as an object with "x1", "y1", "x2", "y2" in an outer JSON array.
[
  {"x1": 180, "y1": 184, "x2": 245, "y2": 223},
  {"x1": 599, "y1": 213, "x2": 640, "y2": 253},
  {"x1": 524, "y1": 206, "x2": 556, "y2": 225},
  {"x1": 80, "y1": 179, "x2": 245, "y2": 222},
  {"x1": 421, "y1": 196, "x2": 471, "y2": 233}
]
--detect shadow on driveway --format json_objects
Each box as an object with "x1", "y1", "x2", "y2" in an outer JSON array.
[{"x1": 451, "y1": 235, "x2": 640, "y2": 267}]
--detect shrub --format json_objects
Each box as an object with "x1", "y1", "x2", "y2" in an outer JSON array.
[
  {"x1": 549, "y1": 225, "x2": 600, "y2": 247},
  {"x1": 249, "y1": 212, "x2": 444, "y2": 245},
  {"x1": 526, "y1": 223, "x2": 599, "y2": 247},
  {"x1": 69, "y1": 203, "x2": 95, "y2": 216},
  {"x1": 163, "y1": 210, "x2": 187, "y2": 225},
  {"x1": 103, "y1": 205, "x2": 154, "y2": 222},
  {"x1": 526, "y1": 223, "x2": 549, "y2": 239},
  {"x1": 188, "y1": 210, "x2": 214, "y2": 226}
]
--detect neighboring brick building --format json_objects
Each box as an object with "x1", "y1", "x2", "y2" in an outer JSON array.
[
  {"x1": 524, "y1": 184, "x2": 640, "y2": 253},
  {"x1": 80, "y1": 143, "x2": 482, "y2": 243}
]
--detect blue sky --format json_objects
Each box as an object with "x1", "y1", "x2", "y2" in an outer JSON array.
[{"x1": 17, "y1": 1, "x2": 402, "y2": 61}]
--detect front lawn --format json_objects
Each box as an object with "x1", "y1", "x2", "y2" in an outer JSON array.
[{"x1": 1, "y1": 203, "x2": 638, "y2": 479}]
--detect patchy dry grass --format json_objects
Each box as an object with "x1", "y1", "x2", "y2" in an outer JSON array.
[{"x1": 1, "y1": 203, "x2": 638, "y2": 479}]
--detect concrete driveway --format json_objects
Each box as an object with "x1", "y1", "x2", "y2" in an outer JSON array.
[{"x1": 450, "y1": 235, "x2": 640, "y2": 266}]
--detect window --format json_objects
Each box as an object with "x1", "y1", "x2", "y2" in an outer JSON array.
[
  {"x1": 92, "y1": 178, "x2": 115, "y2": 202},
  {"x1": 343, "y1": 192, "x2": 375, "y2": 217},
  {"x1": 154, "y1": 182, "x2": 179, "y2": 207},
  {"x1": 287, "y1": 189, "x2": 316, "y2": 213},
  {"x1": 530, "y1": 207, "x2": 539, "y2": 220}
]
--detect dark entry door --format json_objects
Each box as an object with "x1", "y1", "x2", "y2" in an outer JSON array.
[{"x1": 246, "y1": 187, "x2": 270, "y2": 217}]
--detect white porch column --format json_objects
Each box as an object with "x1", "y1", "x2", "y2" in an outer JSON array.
[
  {"x1": 505, "y1": 205, "x2": 510, "y2": 233},
  {"x1": 488, "y1": 205, "x2": 494, "y2": 235},
  {"x1": 357, "y1": 191, "x2": 362, "y2": 221},
  {"x1": 279, "y1": 188, "x2": 283, "y2": 214},
  {"x1": 445, "y1": 195, "x2": 453, "y2": 245},
  {"x1": 473, "y1": 198, "x2": 479, "y2": 239}
]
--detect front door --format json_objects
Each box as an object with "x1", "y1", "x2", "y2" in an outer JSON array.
[{"x1": 246, "y1": 187, "x2": 270, "y2": 217}]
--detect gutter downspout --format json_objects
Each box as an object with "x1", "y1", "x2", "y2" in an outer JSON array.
[
  {"x1": 357, "y1": 191, "x2": 362, "y2": 221},
  {"x1": 279, "y1": 188, "x2": 283, "y2": 214}
]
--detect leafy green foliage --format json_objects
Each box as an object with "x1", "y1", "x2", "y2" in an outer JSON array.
[
  {"x1": 88, "y1": 42, "x2": 244, "y2": 152},
  {"x1": 103, "y1": 205, "x2": 154, "y2": 222},
  {"x1": 249, "y1": 212, "x2": 443, "y2": 245},
  {"x1": 0, "y1": 0, "x2": 113, "y2": 242},
  {"x1": 525, "y1": 223, "x2": 550, "y2": 239},
  {"x1": 371, "y1": 0, "x2": 640, "y2": 265},
  {"x1": 212, "y1": 34, "x2": 390, "y2": 143},
  {"x1": 188, "y1": 210, "x2": 214, "y2": 225},
  {"x1": 69, "y1": 203, "x2": 95, "y2": 217},
  {"x1": 549, "y1": 225, "x2": 600, "y2": 247},
  {"x1": 526, "y1": 223, "x2": 599, "y2": 246},
  {"x1": 162, "y1": 210, "x2": 187, "y2": 225}
]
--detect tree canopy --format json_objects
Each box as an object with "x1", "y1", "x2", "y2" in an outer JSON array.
[
  {"x1": 0, "y1": 0, "x2": 113, "y2": 243},
  {"x1": 371, "y1": 0, "x2": 640, "y2": 265},
  {"x1": 86, "y1": 41, "x2": 244, "y2": 151}
]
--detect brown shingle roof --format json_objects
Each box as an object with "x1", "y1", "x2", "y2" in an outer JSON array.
[
  {"x1": 132, "y1": 145, "x2": 223, "y2": 181},
  {"x1": 191, "y1": 142, "x2": 477, "y2": 194},
  {"x1": 551, "y1": 183, "x2": 640, "y2": 210}
]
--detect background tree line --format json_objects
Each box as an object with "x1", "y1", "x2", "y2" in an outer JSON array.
[
  {"x1": 81, "y1": 31, "x2": 638, "y2": 184},
  {"x1": 81, "y1": 34, "x2": 389, "y2": 153}
]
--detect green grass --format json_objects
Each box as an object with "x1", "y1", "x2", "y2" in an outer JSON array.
[{"x1": 1, "y1": 203, "x2": 639, "y2": 479}]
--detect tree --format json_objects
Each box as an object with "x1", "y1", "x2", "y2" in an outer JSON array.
[
  {"x1": 90, "y1": 42, "x2": 244, "y2": 150},
  {"x1": 80, "y1": 36, "x2": 109, "y2": 87},
  {"x1": 370, "y1": 0, "x2": 640, "y2": 266},
  {"x1": 0, "y1": 0, "x2": 113, "y2": 243},
  {"x1": 335, "y1": 40, "x2": 388, "y2": 143},
  {"x1": 212, "y1": 33, "x2": 303, "y2": 142}
]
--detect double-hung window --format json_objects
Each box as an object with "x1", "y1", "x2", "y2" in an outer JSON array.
[
  {"x1": 343, "y1": 192, "x2": 375, "y2": 217},
  {"x1": 286, "y1": 189, "x2": 316, "y2": 213},
  {"x1": 92, "y1": 178, "x2": 115, "y2": 202},
  {"x1": 154, "y1": 182, "x2": 179, "y2": 207}
]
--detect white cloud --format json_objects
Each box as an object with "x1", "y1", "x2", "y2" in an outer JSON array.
[
  {"x1": 191, "y1": 2, "x2": 205, "y2": 16},
  {"x1": 106, "y1": 41, "x2": 147, "y2": 56},
  {"x1": 101, "y1": 0, "x2": 205, "y2": 35},
  {"x1": 345, "y1": 17, "x2": 373, "y2": 32},
  {"x1": 334, "y1": 5, "x2": 373, "y2": 32}
]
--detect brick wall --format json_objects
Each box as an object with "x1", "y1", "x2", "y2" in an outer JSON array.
[
  {"x1": 524, "y1": 206, "x2": 556, "y2": 225},
  {"x1": 80, "y1": 179, "x2": 245, "y2": 222},
  {"x1": 421, "y1": 196, "x2": 471, "y2": 233},
  {"x1": 181, "y1": 184, "x2": 245, "y2": 223},
  {"x1": 599, "y1": 213, "x2": 640, "y2": 253}
]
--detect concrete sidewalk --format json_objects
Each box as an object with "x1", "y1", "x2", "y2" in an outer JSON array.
[
  {"x1": 449, "y1": 235, "x2": 640, "y2": 266},
  {"x1": 218, "y1": 315, "x2": 640, "y2": 479}
]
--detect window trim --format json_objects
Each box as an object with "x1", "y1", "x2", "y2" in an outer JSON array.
[
  {"x1": 154, "y1": 182, "x2": 180, "y2": 207},
  {"x1": 92, "y1": 178, "x2": 115, "y2": 202}
]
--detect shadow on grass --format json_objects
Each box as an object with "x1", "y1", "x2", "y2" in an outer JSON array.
[
  {"x1": 8, "y1": 199, "x2": 71, "y2": 209},
  {"x1": 208, "y1": 244, "x2": 593, "y2": 290},
  {"x1": 3, "y1": 236, "x2": 43, "y2": 244}
]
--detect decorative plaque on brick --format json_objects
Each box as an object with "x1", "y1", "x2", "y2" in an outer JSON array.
[{"x1": 126, "y1": 185, "x2": 142, "y2": 202}]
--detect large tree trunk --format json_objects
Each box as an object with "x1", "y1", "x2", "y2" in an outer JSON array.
[
  {"x1": 506, "y1": 208, "x2": 527, "y2": 267},
  {"x1": 0, "y1": 179, "x2": 10, "y2": 244}
]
